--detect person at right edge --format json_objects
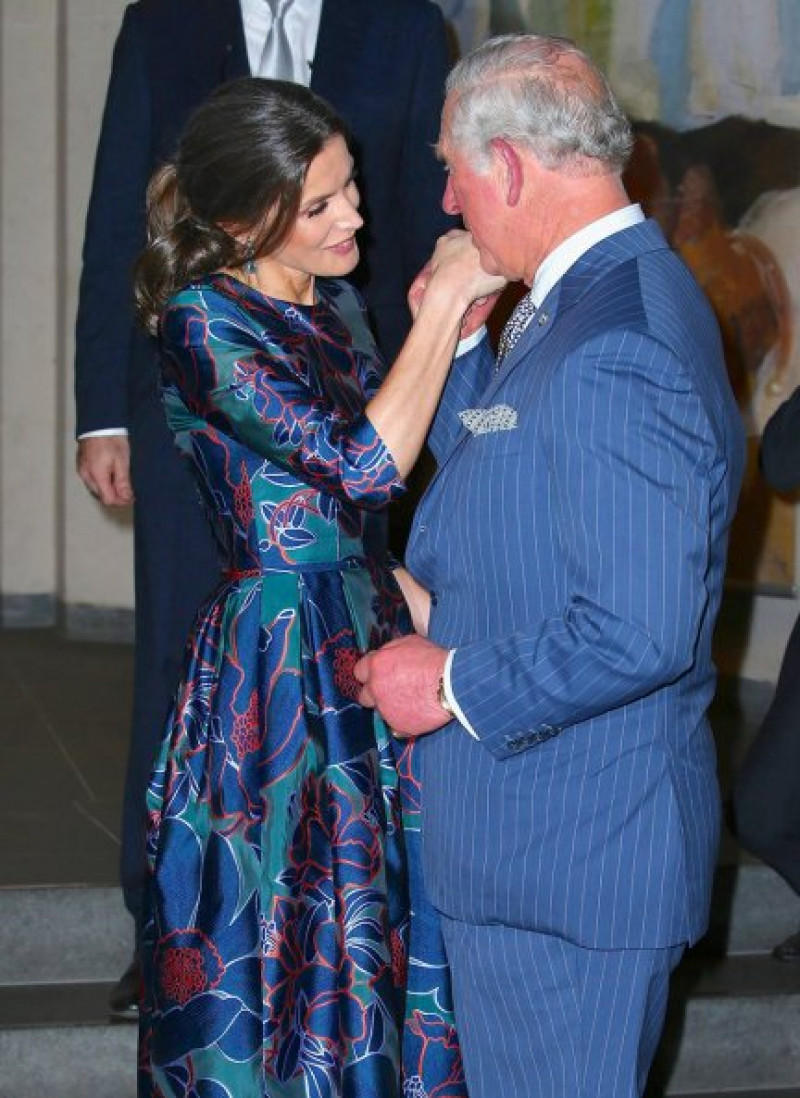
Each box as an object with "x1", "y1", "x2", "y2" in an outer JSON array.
[{"x1": 732, "y1": 383, "x2": 800, "y2": 961}]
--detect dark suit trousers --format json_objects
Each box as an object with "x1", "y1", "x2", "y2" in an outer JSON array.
[
  {"x1": 732, "y1": 612, "x2": 800, "y2": 896},
  {"x1": 123, "y1": 379, "x2": 220, "y2": 937}
]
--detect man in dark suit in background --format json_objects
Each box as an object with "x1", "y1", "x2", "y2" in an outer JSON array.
[
  {"x1": 74, "y1": 0, "x2": 453, "y2": 1019},
  {"x1": 732, "y1": 384, "x2": 800, "y2": 960}
]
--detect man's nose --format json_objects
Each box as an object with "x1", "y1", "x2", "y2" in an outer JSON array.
[{"x1": 442, "y1": 175, "x2": 460, "y2": 215}]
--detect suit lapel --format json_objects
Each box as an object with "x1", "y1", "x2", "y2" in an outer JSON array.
[
  {"x1": 205, "y1": 0, "x2": 249, "y2": 80},
  {"x1": 492, "y1": 222, "x2": 657, "y2": 361},
  {"x1": 482, "y1": 289, "x2": 562, "y2": 399},
  {"x1": 310, "y1": 0, "x2": 366, "y2": 102},
  {"x1": 425, "y1": 284, "x2": 563, "y2": 478},
  {"x1": 431, "y1": 220, "x2": 671, "y2": 476},
  {"x1": 483, "y1": 220, "x2": 671, "y2": 402}
]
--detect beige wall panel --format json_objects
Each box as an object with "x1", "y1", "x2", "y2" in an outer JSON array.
[
  {"x1": 61, "y1": 0, "x2": 134, "y2": 610},
  {"x1": 1, "y1": 1, "x2": 59, "y2": 595}
]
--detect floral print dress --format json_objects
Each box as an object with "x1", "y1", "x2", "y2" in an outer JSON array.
[{"x1": 138, "y1": 273, "x2": 465, "y2": 1098}]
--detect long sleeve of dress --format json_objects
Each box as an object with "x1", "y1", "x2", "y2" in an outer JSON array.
[{"x1": 160, "y1": 283, "x2": 406, "y2": 511}]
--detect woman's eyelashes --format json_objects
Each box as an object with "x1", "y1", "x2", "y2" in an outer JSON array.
[{"x1": 304, "y1": 175, "x2": 359, "y2": 219}]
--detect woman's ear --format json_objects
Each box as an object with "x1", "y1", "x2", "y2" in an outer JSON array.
[{"x1": 490, "y1": 138, "x2": 523, "y2": 207}]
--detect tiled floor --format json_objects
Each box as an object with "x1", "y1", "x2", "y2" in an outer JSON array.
[{"x1": 0, "y1": 628, "x2": 133, "y2": 889}]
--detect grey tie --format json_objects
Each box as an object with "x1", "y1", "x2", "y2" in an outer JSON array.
[
  {"x1": 258, "y1": 0, "x2": 296, "y2": 81},
  {"x1": 496, "y1": 291, "x2": 538, "y2": 363}
]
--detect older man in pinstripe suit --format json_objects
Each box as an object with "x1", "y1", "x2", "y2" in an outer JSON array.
[{"x1": 356, "y1": 34, "x2": 745, "y2": 1098}]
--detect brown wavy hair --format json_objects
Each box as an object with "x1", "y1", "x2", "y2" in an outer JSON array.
[{"x1": 134, "y1": 78, "x2": 348, "y2": 334}]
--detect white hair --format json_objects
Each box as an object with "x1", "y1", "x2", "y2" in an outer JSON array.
[{"x1": 445, "y1": 34, "x2": 633, "y2": 175}]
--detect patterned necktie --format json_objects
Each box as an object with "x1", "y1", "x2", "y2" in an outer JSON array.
[
  {"x1": 258, "y1": 0, "x2": 296, "y2": 81},
  {"x1": 496, "y1": 291, "x2": 538, "y2": 364}
]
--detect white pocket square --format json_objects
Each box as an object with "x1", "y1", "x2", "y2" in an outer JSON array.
[{"x1": 458, "y1": 404, "x2": 518, "y2": 435}]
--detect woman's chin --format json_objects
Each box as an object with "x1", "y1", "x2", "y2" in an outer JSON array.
[
  {"x1": 325, "y1": 239, "x2": 359, "y2": 273},
  {"x1": 342, "y1": 251, "x2": 360, "y2": 275}
]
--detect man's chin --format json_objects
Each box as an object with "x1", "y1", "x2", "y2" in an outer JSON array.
[
  {"x1": 476, "y1": 249, "x2": 504, "y2": 279},
  {"x1": 481, "y1": 252, "x2": 522, "y2": 284}
]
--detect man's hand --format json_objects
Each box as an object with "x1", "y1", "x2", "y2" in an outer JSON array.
[
  {"x1": 76, "y1": 435, "x2": 134, "y2": 506},
  {"x1": 354, "y1": 634, "x2": 451, "y2": 738}
]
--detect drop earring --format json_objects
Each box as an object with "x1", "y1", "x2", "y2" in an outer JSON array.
[{"x1": 242, "y1": 240, "x2": 257, "y2": 275}]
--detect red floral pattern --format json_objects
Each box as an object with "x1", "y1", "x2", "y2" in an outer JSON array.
[
  {"x1": 158, "y1": 932, "x2": 225, "y2": 1006},
  {"x1": 233, "y1": 461, "x2": 254, "y2": 529},
  {"x1": 390, "y1": 927, "x2": 407, "y2": 987},
  {"x1": 333, "y1": 645, "x2": 362, "y2": 700},
  {"x1": 231, "y1": 690, "x2": 261, "y2": 757}
]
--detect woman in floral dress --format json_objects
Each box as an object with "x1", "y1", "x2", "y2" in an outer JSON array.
[{"x1": 133, "y1": 78, "x2": 501, "y2": 1098}]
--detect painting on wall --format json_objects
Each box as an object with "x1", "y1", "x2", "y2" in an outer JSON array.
[
  {"x1": 623, "y1": 116, "x2": 800, "y2": 592},
  {"x1": 436, "y1": 0, "x2": 800, "y2": 592},
  {"x1": 606, "y1": 0, "x2": 800, "y2": 594}
]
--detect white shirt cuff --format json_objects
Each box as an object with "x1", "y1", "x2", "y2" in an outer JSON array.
[
  {"x1": 443, "y1": 649, "x2": 479, "y2": 739},
  {"x1": 78, "y1": 428, "x2": 129, "y2": 439},
  {"x1": 455, "y1": 326, "x2": 487, "y2": 358}
]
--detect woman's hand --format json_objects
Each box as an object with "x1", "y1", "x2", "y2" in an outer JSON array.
[
  {"x1": 393, "y1": 566, "x2": 432, "y2": 636},
  {"x1": 411, "y1": 269, "x2": 502, "y2": 340},
  {"x1": 366, "y1": 234, "x2": 504, "y2": 478},
  {"x1": 426, "y1": 229, "x2": 506, "y2": 309},
  {"x1": 409, "y1": 230, "x2": 506, "y2": 325},
  {"x1": 408, "y1": 261, "x2": 433, "y2": 320}
]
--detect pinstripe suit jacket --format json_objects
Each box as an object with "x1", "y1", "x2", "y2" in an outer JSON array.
[{"x1": 406, "y1": 220, "x2": 745, "y2": 949}]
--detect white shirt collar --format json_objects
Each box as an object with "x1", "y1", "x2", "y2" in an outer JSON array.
[
  {"x1": 531, "y1": 204, "x2": 645, "y2": 308},
  {"x1": 239, "y1": 0, "x2": 323, "y2": 82}
]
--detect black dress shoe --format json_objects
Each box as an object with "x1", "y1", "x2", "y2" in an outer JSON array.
[
  {"x1": 108, "y1": 958, "x2": 141, "y2": 1022},
  {"x1": 772, "y1": 929, "x2": 800, "y2": 962}
]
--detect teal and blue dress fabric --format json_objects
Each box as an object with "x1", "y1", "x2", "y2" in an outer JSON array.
[{"x1": 138, "y1": 272, "x2": 465, "y2": 1098}]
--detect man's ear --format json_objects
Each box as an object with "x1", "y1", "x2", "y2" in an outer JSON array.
[{"x1": 490, "y1": 138, "x2": 523, "y2": 207}]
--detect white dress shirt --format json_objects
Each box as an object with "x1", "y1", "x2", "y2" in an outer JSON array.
[
  {"x1": 443, "y1": 203, "x2": 646, "y2": 738},
  {"x1": 239, "y1": 0, "x2": 322, "y2": 85},
  {"x1": 531, "y1": 203, "x2": 644, "y2": 308}
]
